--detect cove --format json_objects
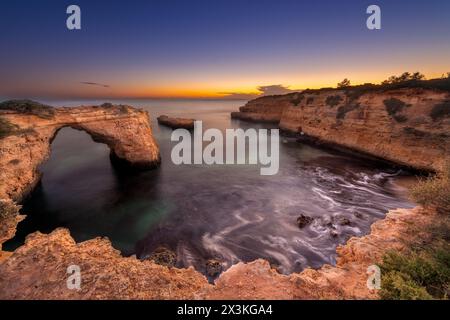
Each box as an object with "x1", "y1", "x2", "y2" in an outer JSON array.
[{"x1": 3, "y1": 99, "x2": 415, "y2": 277}]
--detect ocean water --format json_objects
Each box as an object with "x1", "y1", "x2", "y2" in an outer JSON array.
[{"x1": 4, "y1": 99, "x2": 415, "y2": 276}]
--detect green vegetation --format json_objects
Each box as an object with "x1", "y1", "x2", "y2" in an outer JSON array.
[
  {"x1": 325, "y1": 95, "x2": 343, "y2": 107},
  {"x1": 297, "y1": 73, "x2": 450, "y2": 98},
  {"x1": 411, "y1": 164, "x2": 450, "y2": 215},
  {"x1": 380, "y1": 165, "x2": 450, "y2": 300},
  {"x1": 336, "y1": 103, "x2": 360, "y2": 119},
  {"x1": 382, "y1": 72, "x2": 425, "y2": 85},
  {"x1": 0, "y1": 100, "x2": 55, "y2": 119},
  {"x1": 100, "y1": 102, "x2": 129, "y2": 114},
  {"x1": 430, "y1": 101, "x2": 450, "y2": 121},
  {"x1": 337, "y1": 78, "x2": 351, "y2": 88},
  {"x1": 380, "y1": 244, "x2": 449, "y2": 299}
]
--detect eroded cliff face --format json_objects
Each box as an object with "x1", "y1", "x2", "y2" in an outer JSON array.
[
  {"x1": 0, "y1": 104, "x2": 161, "y2": 202},
  {"x1": 231, "y1": 94, "x2": 297, "y2": 123},
  {"x1": 232, "y1": 88, "x2": 450, "y2": 172}
]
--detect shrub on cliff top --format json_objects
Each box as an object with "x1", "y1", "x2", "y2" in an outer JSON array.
[
  {"x1": 411, "y1": 164, "x2": 450, "y2": 215},
  {"x1": 0, "y1": 100, "x2": 55, "y2": 119},
  {"x1": 430, "y1": 101, "x2": 450, "y2": 121},
  {"x1": 380, "y1": 213, "x2": 450, "y2": 300},
  {"x1": 380, "y1": 249, "x2": 449, "y2": 300},
  {"x1": 100, "y1": 102, "x2": 129, "y2": 114}
]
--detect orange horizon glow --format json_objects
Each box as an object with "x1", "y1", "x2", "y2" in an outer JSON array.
[{"x1": 2, "y1": 70, "x2": 449, "y2": 100}]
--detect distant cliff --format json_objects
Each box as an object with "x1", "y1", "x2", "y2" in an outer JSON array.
[{"x1": 232, "y1": 81, "x2": 450, "y2": 171}]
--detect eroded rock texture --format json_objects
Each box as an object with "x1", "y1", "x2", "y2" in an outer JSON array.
[
  {"x1": 232, "y1": 88, "x2": 450, "y2": 171},
  {"x1": 0, "y1": 207, "x2": 434, "y2": 299},
  {"x1": 0, "y1": 104, "x2": 160, "y2": 202}
]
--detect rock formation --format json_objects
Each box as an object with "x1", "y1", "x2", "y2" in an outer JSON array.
[
  {"x1": 0, "y1": 102, "x2": 161, "y2": 202},
  {"x1": 0, "y1": 207, "x2": 434, "y2": 299},
  {"x1": 0, "y1": 99, "x2": 444, "y2": 299},
  {"x1": 157, "y1": 115, "x2": 195, "y2": 130},
  {"x1": 232, "y1": 87, "x2": 450, "y2": 172}
]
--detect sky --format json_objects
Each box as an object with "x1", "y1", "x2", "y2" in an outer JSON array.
[{"x1": 1, "y1": 0, "x2": 450, "y2": 100}]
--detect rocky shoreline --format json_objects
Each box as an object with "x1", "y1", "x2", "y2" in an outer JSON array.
[{"x1": 0, "y1": 99, "x2": 446, "y2": 299}]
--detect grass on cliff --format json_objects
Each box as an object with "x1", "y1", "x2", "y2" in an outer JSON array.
[
  {"x1": 0, "y1": 100, "x2": 55, "y2": 119},
  {"x1": 411, "y1": 164, "x2": 450, "y2": 215},
  {"x1": 379, "y1": 165, "x2": 450, "y2": 300}
]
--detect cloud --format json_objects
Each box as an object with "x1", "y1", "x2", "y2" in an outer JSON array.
[
  {"x1": 80, "y1": 81, "x2": 110, "y2": 88},
  {"x1": 217, "y1": 92, "x2": 260, "y2": 100},
  {"x1": 256, "y1": 85, "x2": 295, "y2": 96},
  {"x1": 219, "y1": 84, "x2": 297, "y2": 100}
]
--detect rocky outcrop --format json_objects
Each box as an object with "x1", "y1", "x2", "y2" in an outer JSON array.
[
  {"x1": 0, "y1": 103, "x2": 160, "y2": 202},
  {"x1": 231, "y1": 94, "x2": 298, "y2": 123},
  {"x1": 0, "y1": 207, "x2": 434, "y2": 299},
  {"x1": 157, "y1": 115, "x2": 195, "y2": 130},
  {"x1": 232, "y1": 87, "x2": 450, "y2": 172}
]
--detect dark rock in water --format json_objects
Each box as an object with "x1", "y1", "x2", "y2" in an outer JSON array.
[
  {"x1": 330, "y1": 230, "x2": 339, "y2": 238},
  {"x1": 338, "y1": 217, "x2": 352, "y2": 226},
  {"x1": 296, "y1": 214, "x2": 314, "y2": 229},
  {"x1": 157, "y1": 115, "x2": 195, "y2": 130},
  {"x1": 205, "y1": 259, "x2": 223, "y2": 277},
  {"x1": 147, "y1": 246, "x2": 177, "y2": 267}
]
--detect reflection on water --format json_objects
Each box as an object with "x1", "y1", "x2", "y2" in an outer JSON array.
[{"x1": 4, "y1": 100, "x2": 415, "y2": 275}]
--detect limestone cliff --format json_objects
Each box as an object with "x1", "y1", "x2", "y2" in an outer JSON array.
[
  {"x1": 232, "y1": 87, "x2": 450, "y2": 172},
  {"x1": 0, "y1": 103, "x2": 161, "y2": 202}
]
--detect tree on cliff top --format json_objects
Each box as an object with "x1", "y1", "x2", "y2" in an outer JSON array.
[
  {"x1": 337, "y1": 78, "x2": 351, "y2": 88},
  {"x1": 382, "y1": 72, "x2": 425, "y2": 85}
]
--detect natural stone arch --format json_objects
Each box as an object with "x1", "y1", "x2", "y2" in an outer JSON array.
[{"x1": 0, "y1": 103, "x2": 160, "y2": 202}]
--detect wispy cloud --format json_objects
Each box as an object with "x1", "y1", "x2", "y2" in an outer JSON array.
[{"x1": 80, "y1": 81, "x2": 110, "y2": 88}]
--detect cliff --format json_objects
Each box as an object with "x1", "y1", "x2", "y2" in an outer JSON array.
[
  {"x1": 232, "y1": 85, "x2": 450, "y2": 172},
  {"x1": 0, "y1": 102, "x2": 161, "y2": 202}
]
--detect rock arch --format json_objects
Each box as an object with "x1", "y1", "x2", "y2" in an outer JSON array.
[{"x1": 0, "y1": 104, "x2": 160, "y2": 202}]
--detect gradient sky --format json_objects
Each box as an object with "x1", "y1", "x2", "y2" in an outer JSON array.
[{"x1": 1, "y1": 0, "x2": 450, "y2": 99}]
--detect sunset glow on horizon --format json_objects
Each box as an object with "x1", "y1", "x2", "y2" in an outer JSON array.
[{"x1": 1, "y1": 0, "x2": 450, "y2": 100}]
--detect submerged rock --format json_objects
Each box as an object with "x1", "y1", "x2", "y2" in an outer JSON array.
[
  {"x1": 157, "y1": 115, "x2": 195, "y2": 130},
  {"x1": 205, "y1": 259, "x2": 223, "y2": 277},
  {"x1": 147, "y1": 246, "x2": 177, "y2": 267},
  {"x1": 296, "y1": 214, "x2": 314, "y2": 229},
  {"x1": 338, "y1": 217, "x2": 352, "y2": 226}
]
